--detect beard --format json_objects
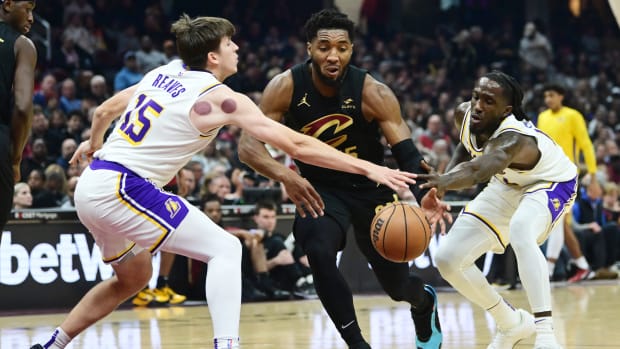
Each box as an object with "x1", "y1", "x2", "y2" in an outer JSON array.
[{"x1": 310, "y1": 60, "x2": 348, "y2": 88}]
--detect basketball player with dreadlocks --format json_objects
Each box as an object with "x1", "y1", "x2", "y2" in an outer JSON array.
[{"x1": 417, "y1": 71, "x2": 574, "y2": 349}]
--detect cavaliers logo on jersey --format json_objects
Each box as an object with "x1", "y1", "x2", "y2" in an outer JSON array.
[
  {"x1": 165, "y1": 198, "x2": 181, "y2": 218},
  {"x1": 300, "y1": 113, "x2": 353, "y2": 148}
]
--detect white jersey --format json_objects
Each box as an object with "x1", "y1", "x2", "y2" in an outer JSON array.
[
  {"x1": 459, "y1": 106, "x2": 577, "y2": 187},
  {"x1": 95, "y1": 59, "x2": 223, "y2": 187}
]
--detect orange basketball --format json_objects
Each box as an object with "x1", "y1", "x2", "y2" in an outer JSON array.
[{"x1": 370, "y1": 202, "x2": 432, "y2": 263}]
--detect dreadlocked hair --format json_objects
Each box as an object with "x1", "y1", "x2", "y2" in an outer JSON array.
[
  {"x1": 303, "y1": 8, "x2": 355, "y2": 42},
  {"x1": 484, "y1": 70, "x2": 529, "y2": 121}
]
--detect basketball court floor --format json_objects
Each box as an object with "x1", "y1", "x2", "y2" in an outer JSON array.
[{"x1": 2, "y1": 281, "x2": 618, "y2": 348}]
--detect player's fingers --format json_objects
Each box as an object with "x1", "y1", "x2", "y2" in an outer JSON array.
[
  {"x1": 295, "y1": 202, "x2": 308, "y2": 218},
  {"x1": 438, "y1": 216, "x2": 447, "y2": 235}
]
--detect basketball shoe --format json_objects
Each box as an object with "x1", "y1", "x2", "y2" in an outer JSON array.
[
  {"x1": 154, "y1": 285, "x2": 186, "y2": 305},
  {"x1": 413, "y1": 285, "x2": 442, "y2": 349},
  {"x1": 534, "y1": 330, "x2": 564, "y2": 349},
  {"x1": 132, "y1": 288, "x2": 169, "y2": 307},
  {"x1": 567, "y1": 267, "x2": 594, "y2": 283},
  {"x1": 487, "y1": 309, "x2": 535, "y2": 349},
  {"x1": 30, "y1": 345, "x2": 43, "y2": 349}
]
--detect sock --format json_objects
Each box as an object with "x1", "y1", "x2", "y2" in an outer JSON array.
[
  {"x1": 574, "y1": 256, "x2": 589, "y2": 270},
  {"x1": 536, "y1": 316, "x2": 553, "y2": 333},
  {"x1": 213, "y1": 337, "x2": 239, "y2": 349},
  {"x1": 42, "y1": 327, "x2": 71, "y2": 349},
  {"x1": 487, "y1": 298, "x2": 520, "y2": 331},
  {"x1": 547, "y1": 261, "x2": 555, "y2": 277},
  {"x1": 156, "y1": 276, "x2": 168, "y2": 288}
]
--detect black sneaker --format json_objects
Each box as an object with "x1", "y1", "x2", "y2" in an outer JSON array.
[
  {"x1": 412, "y1": 285, "x2": 442, "y2": 349},
  {"x1": 30, "y1": 345, "x2": 44, "y2": 349}
]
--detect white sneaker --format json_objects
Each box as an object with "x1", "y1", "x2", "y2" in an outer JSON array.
[
  {"x1": 487, "y1": 309, "x2": 536, "y2": 349},
  {"x1": 534, "y1": 331, "x2": 563, "y2": 349}
]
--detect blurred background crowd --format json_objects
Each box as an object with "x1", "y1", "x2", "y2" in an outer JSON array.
[{"x1": 10, "y1": 0, "x2": 620, "y2": 300}]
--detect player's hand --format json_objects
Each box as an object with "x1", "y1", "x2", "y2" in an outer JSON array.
[
  {"x1": 70, "y1": 140, "x2": 99, "y2": 167},
  {"x1": 367, "y1": 164, "x2": 416, "y2": 193},
  {"x1": 282, "y1": 173, "x2": 325, "y2": 218},
  {"x1": 415, "y1": 172, "x2": 446, "y2": 196},
  {"x1": 420, "y1": 188, "x2": 452, "y2": 235}
]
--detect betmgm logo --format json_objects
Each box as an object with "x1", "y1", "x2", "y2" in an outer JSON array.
[{"x1": 0, "y1": 231, "x2": 113, "y2": 286}]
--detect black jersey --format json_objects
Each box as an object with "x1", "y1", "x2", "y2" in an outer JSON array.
[
  {"x1": 285, "y1": 63, "x2": 384, "y2": 188},
  {"x1": 0, "y1": 22, "x2": 20, "y2": 128}
]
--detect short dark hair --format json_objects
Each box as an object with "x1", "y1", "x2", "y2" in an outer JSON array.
[
  {"x1": 200, "y1": 193, "x2": 220, "y2": 210},
  {"x1": 170, "y1": 14, "x2": 235, "y2": 70},
  {"x1": 254, "y1": 200, "x2": 277, "y2": 214},
  {"x1": 543, "y1": 83, "x2": 565, "y2": 96},
  {"x1": 303, "y1": 8, "x2": 355, "y2": 42}
]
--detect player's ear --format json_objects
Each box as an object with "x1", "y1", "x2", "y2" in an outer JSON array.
[
  {"x1": 306, "y1": 42, "x2": 311, "y2": 56},
  {"x1": 504, "y1": 105, "x2": 513, "y2": 117},
  {"x1": 207, "y1": 51, "x2": 218, "y2": 66}
]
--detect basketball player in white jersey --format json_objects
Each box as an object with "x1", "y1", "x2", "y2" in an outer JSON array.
[
  {"x1": 416, "y1": 71, "x2": 576, "y2": 349},
  {"x1": 31, "y1": 15, "x2": 417, "y2": 349}
]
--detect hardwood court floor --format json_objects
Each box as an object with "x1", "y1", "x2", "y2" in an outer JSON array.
[{"x1": 2, "y1": 281, "x2": 618, "y2": 348}]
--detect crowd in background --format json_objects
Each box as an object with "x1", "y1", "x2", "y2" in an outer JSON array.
[{"x1": 10, "y1": 0, "x2": 620, "y2": 293}]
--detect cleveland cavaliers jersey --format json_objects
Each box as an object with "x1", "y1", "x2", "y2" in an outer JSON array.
[
  {"x1": 459, "y1": 106, "x2": 577, "y2": 187},
  {"x1": 95, "y1": 59, "x2": 223, "y2": 187},
  {"x1": 285, "y1": 63, "x2": 383, "y2": 187}
]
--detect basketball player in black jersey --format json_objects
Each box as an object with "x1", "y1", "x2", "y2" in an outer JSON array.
[
  {"x1": 0, "y1": 0, "x2": 36, "y2": 230},
  {"x1": 239, "y1": 9, "x2": 449, "y2": 349}
]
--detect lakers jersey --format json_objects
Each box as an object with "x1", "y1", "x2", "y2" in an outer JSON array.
[
  {"x1": 95, "y1": 60, "x2": 223, "y2": 187},
  {"x1": 459, "y1": 106, "x2": 577, "y2": 187}
]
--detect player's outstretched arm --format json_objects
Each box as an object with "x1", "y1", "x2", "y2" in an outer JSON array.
[
  {"x1": 417, "y1": 131, "x2": 526, "y2": 193},
  {"x1": 192, "y1": 87, "x2": 416, "y2": 194},
  {"x1": 238, "y1": 72, "x2": 324, "y2": 218}
]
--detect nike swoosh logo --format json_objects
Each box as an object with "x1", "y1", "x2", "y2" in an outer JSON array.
[
  {"x1": 341, "y1": 320, "x2": 355, "y2": 329},
  {"x1": 535, "y1": 319, "x2": 545, "y2": 323}
]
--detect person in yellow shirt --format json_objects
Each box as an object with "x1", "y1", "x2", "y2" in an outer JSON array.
[{"x1": 537, "y1": 83, "x2": 599, "y2": 282}]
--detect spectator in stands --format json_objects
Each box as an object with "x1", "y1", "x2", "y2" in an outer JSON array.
[
  {"x1": 572, "y1": 175, "x2": 618, "y2": 279},
  {"x1": 62, "y1": 0, "x2": 94, "y2": 26},
  {"x1": 162, "y1": 39, "x2": 178, "y2": 61},
  {"x1": 33, "y1": 73, "x2": 58, "y2": 111},
  {"x1": 114, "y1": 51, "x2": 143, "y2": 93},
  {"x1": 519, "y1": 22, "x2": 553, "y2": 77},
  {"x1": 253, "y1": 200, "x2": 316, "y2": 298},
  {"x1": 177, "y1": 166, "x2": 198, "y2": 204},
  {"x1": 60, "y1": 176, "x2": 79, "y2": 209},
  {"x1": 52, "y1": 37, "x2": 85, "y2": 76},
  {"x1": 20, "y1": 137, "x2": 53, "y2": 183},
  {"x1": 418, "y1": 114, "x2": 452, "y2": 150},
  {"x1": 204, "y1": 174, "x2": 242, "y2": 205},
  {"x1": 26, "y1": 168, "x2": 45, "y2": 203},
  {"x1": 200, "y1": 195, "x2": 290, "y2": 302},
  {"x1": 59, "y1": 78, "x2": 82, "y2": 114},
  {"x1": 88, "y1": 75, "x2": 109, "y2": 105},
  {"x1": 65, "y1": 110, "x2": 85, "y2": 144},
  {"x1": 192, "y1": 141, "x2": 232, "y2": 177},
  {"x1": 135, "y1": 35, "x2": 168, "y2": 74},
  {"x1": 56, "y1": 138, "x2": 77, "y2": 171},
  {"x1": 12, "y1": 182, "x2": 33, "y2": 210},
  {"x1": 62, "y1": 13, "x2": 96, "y2": 59},
  {"x1": 186, "y1": 160, "x2": 205, "y2": 198},
  {"x1": 32, "y1": 164, "x2": 68, "y2": 208}
]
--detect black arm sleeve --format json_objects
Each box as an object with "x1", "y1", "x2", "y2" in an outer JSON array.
[{"x1": 390, "y1": 139, "x2": 430, "y2": 202}]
